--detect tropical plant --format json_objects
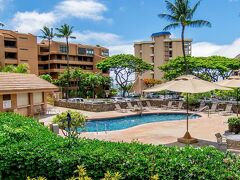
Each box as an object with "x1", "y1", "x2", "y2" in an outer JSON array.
[
  {"x1": 97, "y1": 54, "x2": 153, "y2": 97},
  {"x1": 159, "y1": 56, "x2": 240, "y2": 81},
  {"x1": 68, "y1": 165, "x2": 92, "y2": 180},
  {"x1": 101, "y1": 171, "x2": 122, "y2": 180},
  {"x1": 39, "y1": 74, "x2": 53, "y2": 83},
  {"x1": 39, "y1": 26, "x2": 55, "y2": 74},
  {"x1": 159, "y1": 0, "x2": 211, "y2": 74},
  {"x1": 52, "y1": 110, "x2": 86, "y2": 138},
  {"x1": 55, "y1": 24, "x2": 76, "y2": 100},
  {"x1": 0, "y1": 64, "x2": 29, "y2": 73}
]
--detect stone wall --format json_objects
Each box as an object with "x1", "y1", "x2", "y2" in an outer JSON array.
[
  {"x1": 54, "y1": 100, "x2": 240, "y2": 113},
  {"x1": 54, "y1": 100, "x2": 168, "y2": 112}
]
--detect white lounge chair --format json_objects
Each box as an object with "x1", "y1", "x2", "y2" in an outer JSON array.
[
  {"x1": 115, "y1": 104, "x2": 127, "y2": 113},
  {"x1": 193, "y1": 101, "x2": 207, "y2": 112},
  {"x1": 172, "y1": 101, "x2": 184, "y2": 111},
  {"x1": 146, "y1": 101, "x2": 159, "y2": 110},
  {"x1": 219, "y1": 104, "x2": 233, "y2": 116},
  {"x1": 161, "y1": 101, "x2": 173, "y2": 110},
  {"x1": 137, "y1": 101, "x2": 148, "y2": 111},
  {"x1": 127, "y1": 102, "x2": 140, "y2": 112},
  {"x1": 207, "y1": 103, "x2": 218, "y2": 114}
]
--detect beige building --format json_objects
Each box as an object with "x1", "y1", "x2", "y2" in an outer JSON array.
[
  {"x1": 0, "y1": 29, "x2": 38, "y2": 74},
  {"x1": 38, "y1": 40, "x2": 109, "y2": 79},
  {"x1": 134, "y1": 32, "x2": 192, "y2": 80},
  {"x1": 0, "y1": 72, "x2": 58, "y2": 116}
]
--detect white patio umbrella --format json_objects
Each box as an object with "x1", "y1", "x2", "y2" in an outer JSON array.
[
  {"x1": 143, "y1": 75, "x2": 230, "y2": 144},
  {"x1": 216, "y1": 76, "x2": 240, "y2": 116}
]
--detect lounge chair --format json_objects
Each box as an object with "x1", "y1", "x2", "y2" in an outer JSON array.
[
  {"x1": 146, "y1": 101, "x2": 159, "y2": 110},
  {"x1": 193, "y1": 101, "x2": 207, "y2": 112},
  {"x1": 172, "y1": 101, "x2": 184, "y2": 111},
  {"x1": 137, "y1": 101, "x2": 148, "y2": 111},
  {"x1": 115, "y1": 104, "x2": 127, "y2": 113},
  {"x1": 127, "y1": 102, "x2": 141, "y2": 112},
  {"x1": 219, "y1": 104, "x2": 233, "y2": 116},
  {"x1": 207, "y1": 103, "x2": 218, "y2": 114},
  {"x1": 161, "y1": 101, "x2": 173, "y2": 110}
]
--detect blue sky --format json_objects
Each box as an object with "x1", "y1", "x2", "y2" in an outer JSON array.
[{"x1": 1, "y1": 0, "x2": 240, "y2": 57}]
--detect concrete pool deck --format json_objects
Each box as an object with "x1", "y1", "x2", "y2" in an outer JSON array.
[{"x1": 40, "y1": 106, "x2": 231, "y2": 150}]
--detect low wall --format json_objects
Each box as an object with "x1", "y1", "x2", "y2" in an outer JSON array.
[
  {"x1": 54, "y1": 100, "x2": 171, "y2": 112},
  {"x1": 54, "y1": 100, "x2": 240, "y2": 113}
]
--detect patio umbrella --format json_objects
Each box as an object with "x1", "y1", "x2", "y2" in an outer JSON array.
[
  {"x1": 143, "y1": 75, "x2": 229, "y2": 144},
  {"x1": 216, "y1": 76, "x2": 240, "y2": 116}
]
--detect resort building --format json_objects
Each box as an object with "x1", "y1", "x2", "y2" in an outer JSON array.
[
  {"x1": 134, "y1": 32, "x2": 192, "y2": 80},
  {"x1": 0, "y1": 29, "x2": 38, "y2": 74},
  {"x1": 0, "y1": 72, "x2": 58, "y2": 116},
  {"x1": 38, "y1": 40, "x2": 109, "y2": 79}
]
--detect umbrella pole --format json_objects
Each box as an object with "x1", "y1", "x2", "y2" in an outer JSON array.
[
  {"x1": 187, "y1": 93, "x2": 189, "y2": 132},
  {"x1": 237, "y1": 88, "x2": 239, "y2": 117}
]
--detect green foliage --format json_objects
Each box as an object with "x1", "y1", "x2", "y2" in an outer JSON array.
[
  {"x1": 182, "y1": 92, "x2": 211, "y2": 106},
  {"x1": 0, "y1": 64, "x2": 29, "y2": 73},
  {"x1": 68, "y1": 165, "x2": 92, "y2": 180},
  {"x1": 52, "y1": 110, "x2": 86, "y2": 137},
  {"x1": 58, "y1": 68, "x2": 111, "y2": 98},
  {"x1": 97, "y1": 54, "x2": 153, "y2": 97},
  {"x1": 39, "y1": 74, "x2": 53, "y2": 83},
  {"x1": 101, "y1": 171, "x2": 122, "y2": 180},
  {"x1": 27, "y1": 177, "x2": 47, "y2": 180},
  {"x1": 228, "y1": 117, "x2": 240, "y2": 126},
  {"x1": 160, "y1": 56, "x2": 240, "y2": 81},
  {"x1": 1, "y1": 113, "x2": 240, "y2": 179}
]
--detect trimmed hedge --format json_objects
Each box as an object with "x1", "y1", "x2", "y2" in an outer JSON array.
[{"x1": 0, "y1": 113, "x2": 240, "y2": 179}]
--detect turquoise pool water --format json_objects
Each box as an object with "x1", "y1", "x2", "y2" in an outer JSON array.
[{"x1": 79, "y1": 113, "x2": 200, "y2": 132}]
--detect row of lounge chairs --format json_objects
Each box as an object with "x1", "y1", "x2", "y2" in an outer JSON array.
[
  {"x1": 115, "y1": 101, "x2": 234, "y2": 115},
  {"x1": 115, "y1": 101, "x2": 184, "y2": 113}
]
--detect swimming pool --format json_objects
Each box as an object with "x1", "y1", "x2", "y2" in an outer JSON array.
[{"x1": 79, "y1": 113, "x2": 200, "y2": 132}]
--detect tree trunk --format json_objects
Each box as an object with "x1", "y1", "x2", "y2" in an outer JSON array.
[
  {"x1": 66, "y1": 37, "x2": 70, "y2": 100},
  {"x1": 181, "y1": 25, "x2": 189, "y2": 74}
]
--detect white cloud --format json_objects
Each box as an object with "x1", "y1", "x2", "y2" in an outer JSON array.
[
  {"x1": 11, "y1": 11, "x2": 56, "y2": 34},
  {"x1": 55, "y1": 0, "x2": 107, "y2": 20},
  {"x1": 73, "y1": 31, "x2": 121, "y2": 45},
  {"x1": 107, "y1": 44, "x2": 134, "y2": 55},
  {"x1": 192, "y1": 38, "x2": 240, "y2": 58},
  {"x1": 9, "y1": 0, "x2": 108, "y2": 34}
]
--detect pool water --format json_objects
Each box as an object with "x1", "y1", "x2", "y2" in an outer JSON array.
[{"x1": 79, "y1": 113, "x2": 200, "y2": 132}]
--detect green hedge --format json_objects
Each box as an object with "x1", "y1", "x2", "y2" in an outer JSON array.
[{"x1": 0, "y1": 113, "x2": 240, "y2": 179}]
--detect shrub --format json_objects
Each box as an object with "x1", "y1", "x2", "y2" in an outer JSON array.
[
  {"x1": 0, "y1": 113, "x2": 240, "y2": 179},
  {"x1": 52, "y1": 110, "x2": 86, "y2": 137}
]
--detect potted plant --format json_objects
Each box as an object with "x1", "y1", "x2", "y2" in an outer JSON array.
[
  {"x1": 228, "y1": 117, "x2": 236, "y2": 132},
  {"x1": 228, "y1": 117, "x2": 240, "y2": 134}
]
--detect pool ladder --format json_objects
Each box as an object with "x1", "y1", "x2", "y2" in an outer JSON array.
[{"x1": 95, "y1": 123, "x2": 108, "y2": 134}]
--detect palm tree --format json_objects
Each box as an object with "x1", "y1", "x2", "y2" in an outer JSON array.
[
  {"x1": 55, "y1": 24, "x2": 76, "y2": 100},
  {"x1": 39, "y1": 26, "x2": 55, "y2": 74},
  {"x1": 159, "y1": 0, "x2": 211, "y2": 74}
]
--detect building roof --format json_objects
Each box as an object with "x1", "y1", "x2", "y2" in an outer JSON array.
[
  {"x1": 134, "y1": 41, "x2": 154, "y2": 45},
  {"x1": 0, "y1": 72, "x2": 58, "y2": 94},
  {"x1": 151, "y1": 32, "x2": 171, "y2": 37}
]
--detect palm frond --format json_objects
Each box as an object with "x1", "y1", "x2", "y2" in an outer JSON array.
[
  {"x1": 163, "y1": 23, "x2": 181, "y2": 31},
  {"x1": 188, "y1": 20, "x2": 211, "y2": 28},
  {"x1": 158, "y1": 13, "x2": 178, "y2": 22},
  {"x1": 188, "y1": 0, "x2": 201, "y2": 19},
  {"x1": 165, "y1": 0, "x2": 178, "y2": 14}
]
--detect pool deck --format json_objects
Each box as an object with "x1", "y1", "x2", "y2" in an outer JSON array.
[{"x1": 40, "y1": 106, "x2": 230, "y2": 150}]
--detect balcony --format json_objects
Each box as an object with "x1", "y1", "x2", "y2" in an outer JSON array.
[
  {"x1": 149, "y1": 44, "x2": 154, "y2": 48},
  {"x1": 150, "y1": 54, "x2": 154, "y2": 57}
]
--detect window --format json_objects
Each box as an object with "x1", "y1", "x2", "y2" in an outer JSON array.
[
  {"x1": 33, "y1": 92, "x2": 43, "y2": 105},
  {"x1": 78, "y1": 48, "x2": 86, "y2": 55},
  {"x1": 86, "y1": 48, "x2": 94, "y2": 55},
  {"x1": 59, "y1": 45, "x2": 68, "y2": 53},
  {"x1": 17, "y1": 93, "x2": 29, "y2": 107},
  {"x1": 5, "y1": 52, "x2": 17, "y2": 59},
  {"x1": 101, "y1": 50, "x2": 109, "y2": 57},
  {"x1": 169, "y1": 51, "x2": 173, "y2": 58},
  {"x1": 4, "y1": 40, "x2": 16, "y2": 48}
]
